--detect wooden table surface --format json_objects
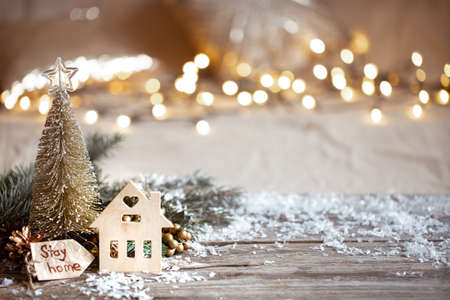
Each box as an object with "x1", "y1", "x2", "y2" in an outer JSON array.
[
  {"x1": 1, "y1": 193, "x2": 449, "y2": 299},
  {"x1": 1, "y1": 239, "x2": 449, "y2": 299}
]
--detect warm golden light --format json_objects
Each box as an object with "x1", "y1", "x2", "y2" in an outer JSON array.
[
  {"x1": 85, "y1": 110, "x2": 98, "y2": 125},
  {"x1": 340, "y1": 87, "x2": 354, "y2": 102},
  {"x1": 278, "y1": 75, "x2": 291, "y2": 90},
  {"x1": 196, "y1": 91, "x2": 214, "y2": 106},
  {"x1": 280, "y1": 70, "x2": 295, "y2": 81},
  {"x1": 379, "y1": 81, "x2": 392, "y2": 97},
  {"x1": 309, "y1": 38, "x2": 326, "y2": 54},
  {"x1": 361, "y1": 79, "x2": 375, "y2": 96},
  {"x1": 388, "y1": 73, "x2": 400, "y2": 86},
  {"x1": 444, "y1": 64, "x2": 450, "y2": 77},
  {"x1": 340, "y1": 49, "x2": 354, "y2": 64},
  {"x1": 152, "y1": 104, "x2": 167, "y2": 120},
  {"x1": 174, "y1": 77, "x2": 184, "y2": 92},
  {"x1": 260, "y1": 74, "x2": 275, "y2": 87},
  {"x1": 19, "y1": 96, "x2": 30, "y2": 111},
  {"x1": 194, "y1": 53, "x2": 210, "y2": 69},
  {"x1": 39, "y1": 95, "x2": 51, "y2": 115},
  {"x1": 150, "y1": 93, "x2": 164, "y2": 105},
  {"x1": 145, "y1": 78, "x2": 160, "y2": 93},
  {"x1": 332, "y1": 75, "x2": 346, "y2": 90},
  {"x1": 313, "y1": 64, "x2": 327, "y2": 80},
  {"x1": 108, "y1": 81, "x2": 124, "y2": 94},
  {"x1": 196, "y1": 120, "x2": 210, "y2": 135},
  {"x1": 236, "y1": 62, "x2": 252, "y2": 77},
  {"x1": 116, "y1": 115, "x2": 131, "y2": 129},
  {"x1": 331, "y1": 67, "x2": 344, "y2": 77},
  {"x1": 363, "y1": 63, "x2": 378, "y2": 79},
  {"x1": 182, "y1": 61, "x2": 198, "y2": 74},
  {"x1": 418, "y1": 90, "x2": 429, "y2": 104},
  {"x1": 440, "y1": 74, "x2": 449, "y2": 88},
  {"x1": 292, "y1": 79, "x2": 306, "y2": 94},
  {"x1": 175, "y1": 77, "x2": 196, "y2": 94},
  {"x1": 416, "y1": 69, "x2": 426, "y2": 82},
  {"x1": 410, "y1": 104, "x2": 423, "y2": 119},
  {"x1": 237, "y1": 91, "x2": 252, "y2": 106},
  {"x1": 370, "y1": 108, "x2": 382, "y2": 123},
  {"x1": 350, "y1": 31, "x2": 370, "y2": 54},
  {"x1": 4, "y1": 95, "x2": 17, "y2": 110},
  {"x1": 302, "y1": 95, "x2": 316, "y2": 110},
  {"x1": 437, "y1": 89, "x2": 449, "y2": 105},
  {"x1": 222, "y1": 80, "x2": 239, "y2": 95},
  {"x1": 253, "y1": 90, "x2": 268, "y2": 104},
  {"x1": 411, "y1": 52, "x2": 423, "y2": 67}
]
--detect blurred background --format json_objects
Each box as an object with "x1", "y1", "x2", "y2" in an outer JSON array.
[{"x1": 0, "y1": 0, "x2": 449, "y2": 193}]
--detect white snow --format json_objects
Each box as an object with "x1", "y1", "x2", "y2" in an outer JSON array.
[
  {"x1": 197, "y1": 192, "x2": 450, "y2": 266},
  {"x1": 0, "y1": 278, "x2": 13, "y2": 287}
]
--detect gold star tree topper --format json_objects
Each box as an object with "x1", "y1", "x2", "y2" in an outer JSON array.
[{"x1": 43, "y1": 57, "x2": 78, "y2": 94}]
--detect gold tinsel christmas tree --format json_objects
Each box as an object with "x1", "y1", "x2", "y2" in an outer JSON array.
[{"x1": 30, "y1": 57, "x2": 100, "y2": 239}]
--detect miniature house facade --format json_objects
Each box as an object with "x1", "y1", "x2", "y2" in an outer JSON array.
[{"x1": 90, "y1": 181, "x2": 173, "y2": 272}]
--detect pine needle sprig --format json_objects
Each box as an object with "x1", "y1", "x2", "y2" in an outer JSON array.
[{"x1": 0, "y1": 165, "x2": 34, "y2": 227}]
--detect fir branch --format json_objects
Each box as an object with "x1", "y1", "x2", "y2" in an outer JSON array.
[
  {"x1": 0, "y1": 165, "x2": 33, "y2": 226},
  {"x1": 86, "y1": 132, "x2": 123, "y2": 162}
]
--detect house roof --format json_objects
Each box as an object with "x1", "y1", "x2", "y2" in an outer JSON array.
[{"x1": 90, "y1": 181, "x2": 173, "y2": 229}]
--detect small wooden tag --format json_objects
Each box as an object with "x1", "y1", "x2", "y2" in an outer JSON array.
[{"x1": 30, "y1": 239, "x2": 94, "y2": 281}]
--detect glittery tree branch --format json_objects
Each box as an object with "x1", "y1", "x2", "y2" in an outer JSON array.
[{"x1": 29, "y1": 89, "x2": 100, "y2": 238}]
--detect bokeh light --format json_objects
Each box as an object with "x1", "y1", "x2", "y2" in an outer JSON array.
[
  {"x1": 152, "y1": 104, "x2": 167, "y2": 120},
  {"x1": 309, "y1": 38, "x2": 326, "y2": 54},
  {"x1": 379, "y1": 81, "x2": 392, "y2": 97},
  {"x1": 150, "y1": 93, "x2": 164, "y2": 105},
  {"x1": 278, "y1": 75, "x2": 291, "y2": 90},
  {"x1": 418, "y1": 90, "x2": 429, "y2": 104},
  {"x1": 410, "y1": 104, "x2": 423, "y2": 119},
  {"x1": 302, "y1": 95, "x2": 316, "y2": 110},
  {"x1": 196, "y1": 120, "x2": 210, "y2": 135},
  {"x1": 363, "y1": 63, "x2": 378, "y2": 79},
  {"x1": 260, "y1": 74, "x2": 275, "y2": 87},
  {"x1": 236, "y1": 62, "x2": 252, "y2": 77},
  {"x1": 370, "y1": 108, "x2": 382, "y2": 123},
  {"x1": 39, "y1": 95, "x2": 51, "y2": 115},
  {"x1": 340, "y1": 49, "x2": 354, "y2": 64},
  {"x1": 253, "y1": 90, "x2": 268, "y2": 104},
  {"x1": 237, "y1": 91, "x2": 252, "y2": 106},
  {"x1": 340, "y1": 87, "x2": 354, "y2": 102},
  {"x1": 332, "y1": 75, "x2": 346, "y2": 90},
  {"x1": 437, "y1": 89, "x2": 449, "y2": 105},
  {"x1": 292, "y1": 79, "x2": 306, "y2": 94},
  {"x1": 411, "y1": 52, "x2": 423, "y2": 67},
  {"x1": 116, "y1": 115, "x2": 131, "y2": 129},
  {"x1": 194, "y1": 53, "x2": 210, "y2": 69},
  {"x1": 145, "y1": 78, "x2": 160, "y2": 93},
  {"x1": 362, "y1": 79, "x2": 375, "y2": 96},
  {"x1": 85, "y1": 110, "x2": 98, "y2": 124},
  {"x1": 196, "y1": 91, "x2": 214, "y2": 106},
  {"x1": 313, "y1": 64, "x2": 327, "y2": 80},
  {"x1": 222, "y1": 80, "x2": 239, "y2": 96},
  {"x1": 19, "y1": 96, "x2": 30, "y2": 111}
]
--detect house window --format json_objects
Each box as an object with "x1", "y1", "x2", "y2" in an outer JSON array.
[
  {"x1": 143, "y1": 240, "x2": 152, "y2": 258},
  {"x1": 127, "y1": 240, "x2": 135, "y2": 258},
  {"x1": 110, "y1": 240, "x2": 118, "y2": 258},
  {"x1": 121, "y1": 214, "x2": 141, "y2": 223}
]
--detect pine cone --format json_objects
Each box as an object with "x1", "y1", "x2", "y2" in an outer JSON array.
[{"x1": 5, "y1": 226, "x2": 45, "y2": 262}]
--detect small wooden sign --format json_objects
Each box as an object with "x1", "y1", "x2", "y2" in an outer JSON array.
[{"x1": 30, "y1": 239, "x2": 94, "y2": 281}]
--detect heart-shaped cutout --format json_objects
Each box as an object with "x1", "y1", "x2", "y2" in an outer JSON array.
[{"x1": 123, "y1": 196, "x2": 139, "y2": 208}]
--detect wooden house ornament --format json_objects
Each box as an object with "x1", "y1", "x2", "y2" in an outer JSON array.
[{"x1": 90, "y1": 181, "x2": 173, "y2": 272}]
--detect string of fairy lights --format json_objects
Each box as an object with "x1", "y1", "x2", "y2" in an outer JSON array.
[{"x1": 0, "y1": 34, "x2": 449, "y2": 135}]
